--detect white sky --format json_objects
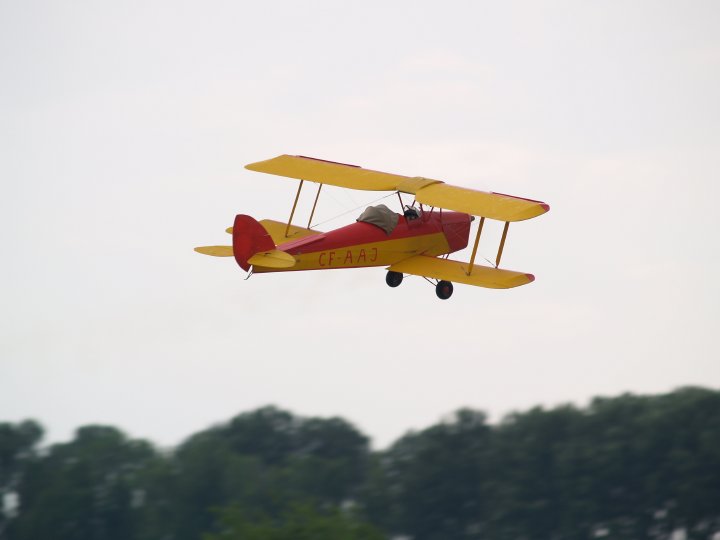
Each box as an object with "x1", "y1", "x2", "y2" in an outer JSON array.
[{"x1": 1, "y1": 1, "x2": 719, "y2": 449}]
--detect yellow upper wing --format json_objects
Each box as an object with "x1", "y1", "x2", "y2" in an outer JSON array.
[
  {"x1": 245, "y1": 155, "x2": 406, "y2": 191},
  {"x1": 245, "y1": 155, "x2": 549, "y2": 222},
  {"x1": 414, "y1": 184, "x2": 549, "y2": 222}
]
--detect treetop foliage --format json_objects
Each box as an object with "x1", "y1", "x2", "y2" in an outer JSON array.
[{"x1": 1, "y1": 387, "x2": 718, "y2": 540}]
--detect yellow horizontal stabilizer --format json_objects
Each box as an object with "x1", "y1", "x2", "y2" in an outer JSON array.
[
  {"x1": 194, "y1": 245, "x2": 233, "y2": 257},
  {"x1": 414, "y1": 184, "x2": 549, "y2": 222},
  {"x1": 259, "y1": 219, "x2": 322, "y2": 245},
  {"x1": 388, "y1": 256, "x2": 534, "y2": 289},
  {"x1": 248, "y1": 249, "x2": 296, "y2": 269},
  {"x1": 246, "y1": 155, "x2": 406, "y2": 191},
  {"x1": 226, "y1": 221, "x2": 321, "y2": 244}
]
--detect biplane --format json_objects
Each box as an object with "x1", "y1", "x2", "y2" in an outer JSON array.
[{"x1": 195, "y1": 155, "x2": 549, "y2": 299}]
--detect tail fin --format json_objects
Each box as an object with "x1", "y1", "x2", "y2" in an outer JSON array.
[{"x1": 232, "y1": 215, "x2": 276, "y2": 271}]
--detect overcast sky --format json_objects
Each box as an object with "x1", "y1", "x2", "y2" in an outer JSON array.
[{"x1": 1, "y1": 1, "x2": 719, "y2": 449}]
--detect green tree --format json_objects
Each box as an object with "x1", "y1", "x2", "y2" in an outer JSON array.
[
  {"x1": 203, "y1": 502, "x2": 384, "y2": 540},
  {"x1": 373, "y1": 388, "x2": 720, "y2": 540},
  {"x1": 489, "y1": 404, "x2": 592, "y2": 539},
  {"x1": 378, "y1": 409, "x2": 494, "y2": 540},
  {"x1": 4, "y1": 388, "x2": 719, "y2": 540},
  {"x1": 582, "y1": 387, "x2": 720, "y2": 539},
  {"x1": 0, "y1": 420, "x2": 43, "y2": 539},
  {"x1": 170, "y1": 406, "x2": 370, "y2": 540},
  {"x1": 9, "y1": 425, "x2": 160, "y2": 540}
]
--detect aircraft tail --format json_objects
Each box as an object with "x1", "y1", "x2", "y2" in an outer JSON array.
[
  {"x1": 232, "y1": 215, "x2": 295, "y2": 270},
  {"x1": 232, "y1": 215, "x2": 275, "y2": 270}
]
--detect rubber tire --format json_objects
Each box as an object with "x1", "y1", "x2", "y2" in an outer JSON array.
[
  {"x1": 436, "y1": 280, "x2": 454, "y2": 300},
  {"x1": 386, "y1": 271, "x2": 404, "y2": 288}
]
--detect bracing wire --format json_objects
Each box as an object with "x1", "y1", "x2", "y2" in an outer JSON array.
[{"x1": 310, "y1": 192, "x2": 397, "y2": 229}]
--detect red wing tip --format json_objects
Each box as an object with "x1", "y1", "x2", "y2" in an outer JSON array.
[
  {"x1": 525, "y1": 273, "x2": 536, "y2": 282},
  {"x1": 541, "y1": 203, "x2": 550, "y2": 212}
]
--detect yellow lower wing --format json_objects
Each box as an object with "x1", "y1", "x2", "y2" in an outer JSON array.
[{"x1": 388, "y1": 256, "x2": 534, "y2": 289}]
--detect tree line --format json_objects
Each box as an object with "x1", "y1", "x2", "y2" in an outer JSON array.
[{"x1": 1, "y1": 387, "x2": 719, "y2": 539}]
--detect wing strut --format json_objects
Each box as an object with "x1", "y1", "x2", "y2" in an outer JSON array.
[
  {"x1": 307, "y1": 183, "x2": 322, "y2": 229},
  {"x1": 467, "y1": 217, "x2": 485, "y2": 275},
  {"x1": 285, "y1": 180, "x2": 304, "y2": 238},
  {"x1": 495, "y1": 222, "x2": 510, "y2": 268}
]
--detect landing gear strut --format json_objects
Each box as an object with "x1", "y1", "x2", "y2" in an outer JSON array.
[
  {"x1": 435, "y1": 280, "x2": 453, "y2": 300},
  {"x1": 386, "y1": 271, "x2": 403, "y2": 287}
]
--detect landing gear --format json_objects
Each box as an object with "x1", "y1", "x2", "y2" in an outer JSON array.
[
  {"x1": 386, "y1": 271, "x2": 404, "y2": 288},
  {"x1": 435, "y1": 280, "x2": 453, "y2": 300}
]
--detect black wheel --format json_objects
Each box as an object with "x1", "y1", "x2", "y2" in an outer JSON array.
[
  {"x1": 435, "y1": 280, "x2": 453, "y2": 299},
  {"x1": 386, "y1": 271, "x2": 404, "y2": 288}
]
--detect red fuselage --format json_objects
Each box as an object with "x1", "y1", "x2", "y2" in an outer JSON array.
[{"x1": 254, "y1": 210, "x2": 472, "y2": 273}]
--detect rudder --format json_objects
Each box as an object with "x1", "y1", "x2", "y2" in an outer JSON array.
[{"x1": 232, "y1": 215, "x2": 275, "y2": 271}]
